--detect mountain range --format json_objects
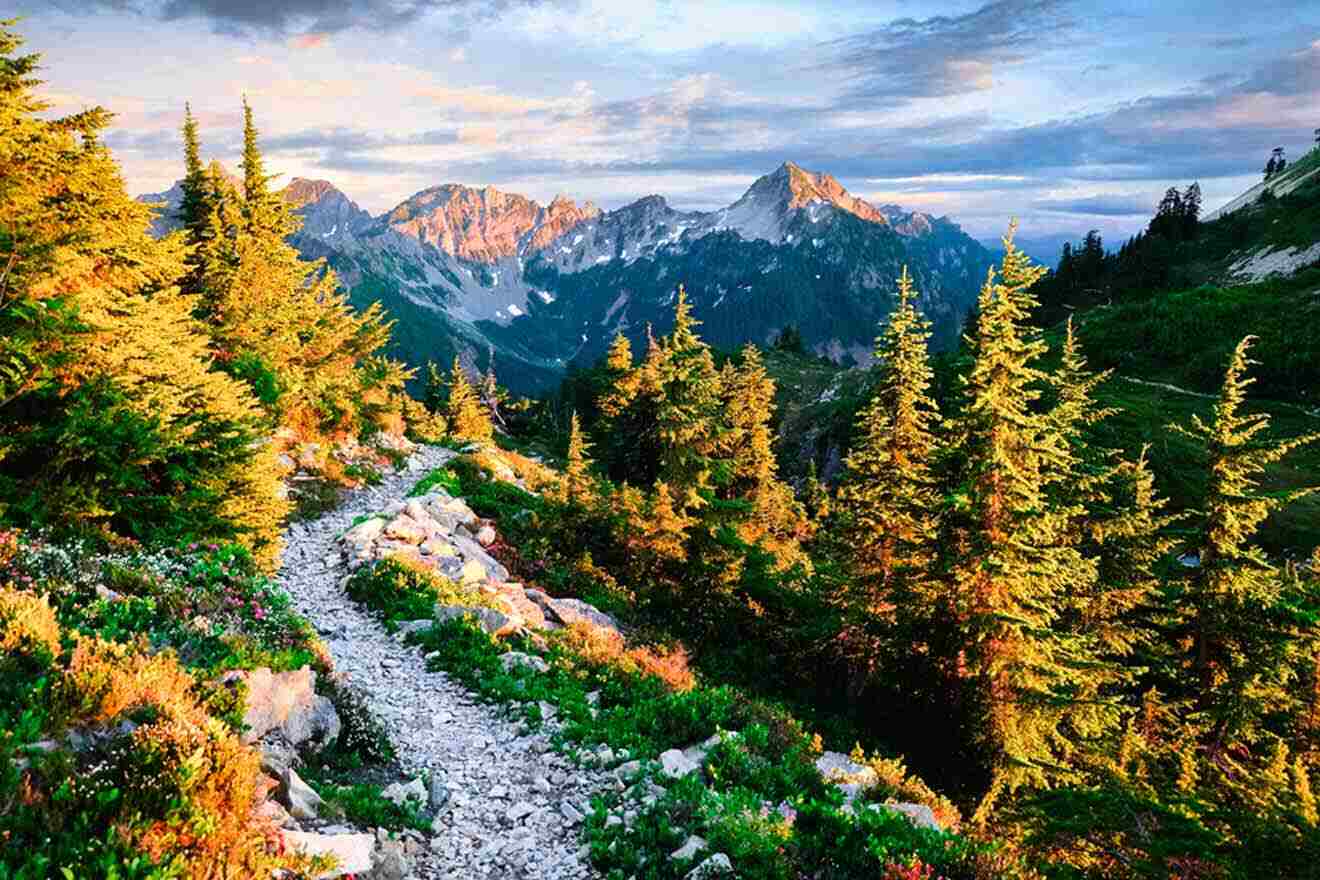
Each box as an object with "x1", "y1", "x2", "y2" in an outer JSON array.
[{"x1": 141, "y1": 161, "x2": 995, "y2": 392}]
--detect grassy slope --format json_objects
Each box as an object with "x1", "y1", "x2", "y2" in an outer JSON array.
[
  {"x1": 1070, "y1": 268, "x2": 1320, "y2": 405},
  {"x1": 1091, "y1": 380, "x2": 1320, "y2": 555}
]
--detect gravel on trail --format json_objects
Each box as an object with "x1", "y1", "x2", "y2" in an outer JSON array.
[{"x1": 277, "y1": 446, "x2": 610, "y2": 879}]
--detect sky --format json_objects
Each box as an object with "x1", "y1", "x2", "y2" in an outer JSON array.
[{"x1": 17, "y1": 0, "x2": 1320, "y2": 245}]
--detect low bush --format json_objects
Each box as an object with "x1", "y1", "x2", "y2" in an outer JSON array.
[
  {"x1": 0, "y1": 592, "x2": 326, "y2": 879},
  {"x1": 345, "y1": 555, "x2": 497, "y2": 629},
  {"x1": 408, "y1": 466, "x2": 462, "y2": 497}
]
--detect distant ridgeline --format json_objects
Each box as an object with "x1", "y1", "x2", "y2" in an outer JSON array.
[
  {"x1": 141, "y1": 162, "x2": 995, "y2": 393},
  {"x1": 1029, "y1": 143, "x2": 1320, "y2": 325}
]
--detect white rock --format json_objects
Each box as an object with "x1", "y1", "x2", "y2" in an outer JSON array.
[
  {"x1": 659, "y1": 748, "x2": 701, "y2": 779},
  {"x1": 506, "y1": 800, "x2": 536, "y2": 823},
  {"x1": 685, "y1": 853, "x2": 733, "y2": 879},
  {"x1": 283, "y1": 830, "x2": 374, "y2": 877},
  {"x1": 279, "y1": 767, "x2": 324, "y2": 820},
  {"x1": 815, "y1": 751, "x2": 878, "y2": 787},
  {"x1": 875, "y1": 801, "x2": 943, "y2": 831},
  {"x1": 671, "y1": 835, "x2": 707, "y2": 861},
  {"x1": 382, "y1": 776, "x2": 428, "y2": 808},
  {"x1": 500, "y1": 651, "x2": 549, "y2": 674}
]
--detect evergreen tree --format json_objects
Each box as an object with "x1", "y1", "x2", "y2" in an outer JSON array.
[
  {"x1": 184, "y1": 104, "x2": 406, "y2": 441},
  {"x1": 445, "y1": 357, "x2": 493, "y2": 443},
  {"x1": 943, "y1": 228, "x2": 1116, "y2": 820},
  {"x1": 0, "y1": 25, "x2": 287, "y2": 565},
  {"x1": 423, "y1": 361, "x2": 447, "y2": 413},
  {"x1": 176, "y1": 103, "x2": 212, "y2": 293},
  {"x1": 478, "y1": 349, "x2": 507, "y2": 431},
  {"x1": 1168, "y1": 336, "x2": 1320, "y2": 752},
  {"x1": 839, "y1": 267, "x2": 942, "y2": 620},
  {"x1": 718, "y1": 344, "x2": 811, "y2": 569},
  {"x1": 238, "y1": 97, "x2": 290, "y2": 239},
  {"x1": 555, "y1": 411, "x2": 595, "y2": 507},
  {"x1": 1181, "y1": 181, "x2": 1202, "y2": 238},
  {"x1": 596, "y1": 330, "x2": 660, "y2": 485},
  {"x1": 652, "y1": 287, "x2": 723, "y2": 510},
  {"x1": 1048, "y1": 325, "x2": 1172, "y2": 695}
]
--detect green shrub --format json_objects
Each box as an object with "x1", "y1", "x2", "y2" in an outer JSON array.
[
  {"x1": 345, "y1": 556, "x2": 496, "y2": 628},
  {"x1": 408, "y1": 467, "x2": 462, "y2": 497}
]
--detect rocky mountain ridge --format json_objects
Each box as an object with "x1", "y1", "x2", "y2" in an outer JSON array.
[{"x1": 140, "y1": 161, "x2": 995, "y2": 392}]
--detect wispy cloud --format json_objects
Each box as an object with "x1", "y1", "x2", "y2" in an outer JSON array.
[
  {"x1": 824, "y1": 0, "x2": 1075, "y2": 105},
  {"x1": 62, "y1": 0, "x2": 572, "y2": 39},
  {"x1": 1032, "y1": 193, "x2": 1154, "y2": 216}
]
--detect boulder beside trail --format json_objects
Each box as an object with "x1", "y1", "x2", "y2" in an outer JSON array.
[{"x1": 227, "y1": 666, "x2": 340, "y2": 750}]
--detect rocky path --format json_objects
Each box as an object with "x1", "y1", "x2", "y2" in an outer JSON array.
[{"x1": 277, "y1": 447, "x2": 607, "y2": 879}]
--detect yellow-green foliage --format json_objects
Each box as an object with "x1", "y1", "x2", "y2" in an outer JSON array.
[
  {"x1": 593, "y1": 292, "x2": 810, "y2": 573},
  {"x1": 0, "y1": 24, "x2": 288, "y2": 562},
  {"x1": 838, "y1": 267, "x2": 942, "y2": 633},
  {"x1": 183, "y1": 101, "x2": 415, "y2": 451},
  {"x1": 0, "y1": 585, "x2": 60, "y2": 664},
  {"x1": 553, "y1": 412, "x2": 596, "y2": 506},
  {"x1": 446, "y1": 357, "x2": 495, "y2": 442}
]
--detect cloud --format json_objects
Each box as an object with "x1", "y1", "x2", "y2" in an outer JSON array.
[
  {"x1": 289, "y1": 32, "x2": 328, "y2": 48},
  {"x1": 1032, "y1": 193, "x2": 1154, "y2": 216},
  {"x1": 63, "y1": 0, "x2": 569, "y2": 39},
  {"x1": 825, "y1": 0, "x2": 1075, "y2": 104}
]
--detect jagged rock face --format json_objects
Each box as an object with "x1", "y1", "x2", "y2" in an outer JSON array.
[
  {"x1": 698, "y1": 161, "x2": 902, "y2": 245},
  {"x1": 526, "y1": 194, "x2": 602, "y2": 253},
  {"x1": 283, "y1": 178, "x2": 374, "y2": 243},
  {"x1": 385, "y1": 184, "x2": 543, "y2": 262},
  {"x1": 383, "y1": 184, "x2": 599, "y2": 264},
  {"x1": 781, "y1": 162, "x2": 887, "y2": 223}
]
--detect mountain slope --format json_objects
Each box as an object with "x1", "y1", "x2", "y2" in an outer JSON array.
[{"x1": 140, "y1": 162, "x2": 995, "y2": 392}]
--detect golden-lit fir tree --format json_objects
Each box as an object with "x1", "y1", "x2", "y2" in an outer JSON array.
[
  {"x1": 839, "y1": 267, "x2": 942, "y2": 621},
  {"x1": 445, "y1": 356, "x2": 494, "y2": 442},
  {"x1": 652, "y1": 286, "x2": 724, "y2": 511},
  {"x1": 1042, "y1": 319, "x2": 1165, "y2": 700},
  {"x1": 718, "y1": 344, "x2": 812, "y2": 570},
  {"x1": 0, "y1": 25, "x2": 287, "y2": 564},
  {"x1": 612, "y1": 481, "x2": 694, "y2": 569},
  {"x1": 943, "y1": 227, "x2": 1117, "y2": 821},
  {"x1": 554, "y1": 411, "x2": 595, "y2": 507},
  {"x1": 184, "y1": 103, "x2": 407, "y2": 443},
  {"x1": 1082, "y1": 449, "x2": 1177, "y2": 663},
  {"x1": 479, "y1": 350, "x2": 507, "y2": 431},
  {"x1": 1168, "y1": 336, "x2": 1320, "y2": 755},
  {"x1": 599, "y1": 332, "x2": 640, "y2": 419}
]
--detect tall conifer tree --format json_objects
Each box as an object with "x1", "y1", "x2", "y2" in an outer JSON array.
[
  {"x1": 446, "y1": 357, "x2": 493, "y2": 442},
  {"x1": 840, "y1": 267, "x2": 941, "y2": 604},
  {"x1": 944, "y1": 228, "x2": 1115, "y2": 820},
  {"x1": 1169, "y1": 337, "x2": 1320, "y2": 751},
  {"x1": 653, "y1": 286, "x2": 723, "y2": 510},
  {"x1": 555, "y1": 411, "x2": 595, "y2": 507},
  {"x1": 718, "y1": 345, "x2": 811, "y2": 568}
]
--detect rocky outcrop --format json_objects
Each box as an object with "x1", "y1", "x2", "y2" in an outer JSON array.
[
  {"x1": 527, "y1": 194, "x2": 603, "y2": 253},
  {"x1": 226, "y1": 666, "x2": 340, "y2": 749},
  {"x1": 338, "y1": 482, "x2": 622, "y2": 647}
]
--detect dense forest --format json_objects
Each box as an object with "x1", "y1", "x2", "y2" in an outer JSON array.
[{"x1": 3, "y1": 21, "x2": 1320, "y2": 880}]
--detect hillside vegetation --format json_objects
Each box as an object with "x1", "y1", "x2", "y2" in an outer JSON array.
[{"x1": 3, "y1": 20, "x2": 1320, "y2": 880}]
